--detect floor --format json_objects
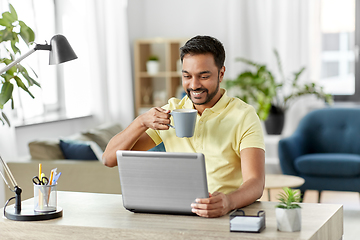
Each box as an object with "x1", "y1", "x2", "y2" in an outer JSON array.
[{"x1": 260, "y1": 189, "x2": 360, "y2": 240}]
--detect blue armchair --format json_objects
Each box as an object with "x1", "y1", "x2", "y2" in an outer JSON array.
[{"x1": 278, "y1": 108, "x2": 360, "y2": 202}]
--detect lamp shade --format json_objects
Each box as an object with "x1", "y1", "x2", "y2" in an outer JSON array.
[{"x1": 49, "y1": 35, "x2": 78, "y2": 65}]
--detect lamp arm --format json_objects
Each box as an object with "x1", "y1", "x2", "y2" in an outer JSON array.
[
  {"x1": 0, "y1": 48, "x2": 36, "y2": 75},
  {"x1": 0, "y1": 43, "x2": 51, "y2": 75},
  {"x1": 0, "y1": 155, "x2": 17, "y2": 188},
  {"x1": 0, "y1": 155, "x2": 22, "y2": 214}
]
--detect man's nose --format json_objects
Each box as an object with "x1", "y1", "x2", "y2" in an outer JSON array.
[{"x1": 189, "y1": 77, "x2": 202, "y2": 90}]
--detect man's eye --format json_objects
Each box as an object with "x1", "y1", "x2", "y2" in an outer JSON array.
[
  {"x1": 183, "y1": 75, "x2": 191, "y2": 79},
  {"x1": 201, "y1": 76, "x2": 210, "y2": 79}
]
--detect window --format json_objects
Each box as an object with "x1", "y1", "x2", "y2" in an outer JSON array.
[
  {"x1": 54, "y1": 0, "x2": 92, "y2": 118},
  {"x1": 2, "y1": 0, "x2": 58, "y2": 123},
  {"x1": 319, "y1": 0, "x2": 359, "y2": 101},
  {"x1": 0, "y1": 0, "x2": 92, "y2": 125}
]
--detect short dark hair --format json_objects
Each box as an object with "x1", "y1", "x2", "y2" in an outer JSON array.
[{"x1": 180, "y1": 35, "x2": 225, "y2": 70}]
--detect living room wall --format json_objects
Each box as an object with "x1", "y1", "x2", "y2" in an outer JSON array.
[
  {"x1": 126, "y1": 0, "x2": 318, "y2": 136},
  {"x1": 128, "y1": 0, "x2": 229, "y2": 39},
  {"x1": 127, "y1": 0, "x2": 231, "y2": 66},
  {"x1": 0, "y1": 0, "x2": 330, "y2": 208},
  {"x1": 8, "y1": 0, "x2": 326, "y2": 161}
]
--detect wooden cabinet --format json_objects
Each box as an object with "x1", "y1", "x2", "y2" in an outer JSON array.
[{"x1": 134, "y1": 38, "x2": 188, "y2": 116}]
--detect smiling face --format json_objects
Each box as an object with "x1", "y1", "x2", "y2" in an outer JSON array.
[{"x1": 182, "y1": 53, "x2": 225, "y2": 114}]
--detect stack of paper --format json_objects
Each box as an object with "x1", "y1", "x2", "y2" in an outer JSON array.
[{"x1": 230, "y1": 216, "x2": 262, "y2": 232}]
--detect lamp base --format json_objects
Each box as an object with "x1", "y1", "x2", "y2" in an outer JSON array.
[{"x1": 4, "y1": 205, "x2": 63, "y2": 221}]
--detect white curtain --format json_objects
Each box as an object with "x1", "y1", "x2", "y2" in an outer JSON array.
[
  {"x1": 227, "y1": 0, "x2": 321, "y2": 80},
  {"x1": 227, "y1": 0, "x2": 322, "y2": 135},
  {"x1": 85, "y1": 0, "x2": 134, "y2": 127}
]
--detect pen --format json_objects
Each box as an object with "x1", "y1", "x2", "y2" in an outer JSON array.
[
  {"x1": 39, "y1": 163, "x2": 42, "y2": 181},
  {"x1": 53, "y1": 172, "x2": 62, "y2": 185},
  {"x1": 47, "y1": 169, "x2": 55, "y2": 202},
  {"x1": 49, "y1": 169, "x2": 55, "y2": 186},
  {"x1": 38, "y1": 163, "x2": 42, "y2": 209}
]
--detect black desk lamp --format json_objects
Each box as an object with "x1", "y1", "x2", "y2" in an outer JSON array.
[
  {"x1": 0, "y1": 34, "x2": 77, "y2": 220},
  {"x1": 0, "y1": 34, "x2": 77, "y2": 74},
  {"x1": 0, "y1": 155, "x2": 63, "y2": 221}
]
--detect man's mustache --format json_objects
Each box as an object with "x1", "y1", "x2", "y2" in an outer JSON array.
[{"x1": 187, "y1": 88, "x2": 208, "y2": 93}]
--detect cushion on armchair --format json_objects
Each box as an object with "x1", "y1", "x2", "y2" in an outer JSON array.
[{"x1": 294, "y1": 153, "x2": 360, "y2": 177}]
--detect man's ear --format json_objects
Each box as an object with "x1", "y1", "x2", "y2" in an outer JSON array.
[{"x1": 219, "y1": 66, "x2": 226, "y2": 82}]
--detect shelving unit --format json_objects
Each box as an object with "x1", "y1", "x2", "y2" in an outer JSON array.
[{"x1": 134, "y1": 38, "x2": 188, "y2": 116}]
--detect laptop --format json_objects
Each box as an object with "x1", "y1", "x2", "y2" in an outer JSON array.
[{"x1": 116, "y1": 150, "x2": 209, "y2": 215}]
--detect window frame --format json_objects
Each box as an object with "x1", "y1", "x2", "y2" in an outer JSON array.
[{"x1": 333, "y1": 0, "x2": 360, "y2": 101}]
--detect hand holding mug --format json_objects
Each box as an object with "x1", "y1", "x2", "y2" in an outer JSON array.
[{"x1": 141, "y1": 107, "x2": 171, "y2": 130}]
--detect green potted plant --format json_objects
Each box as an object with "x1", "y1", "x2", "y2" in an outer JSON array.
[
  {"x1": 225, "y1": 49, "x2": 333, "y2": 134},
  {"x1": 146, "y1": 55, "x2": 159, "y2": 75},
  {"x1": 0, "y1": 4, "x2": 39, "y2": 126},
  {"x1": 275, "y1": 187, "x2": 302, "y2": 232}
]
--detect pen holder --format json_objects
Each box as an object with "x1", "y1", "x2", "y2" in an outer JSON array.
[{"x1": 34, "y1": 184, "x2": 57, "y2": 212}]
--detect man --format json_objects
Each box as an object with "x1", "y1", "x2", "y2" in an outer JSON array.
[{"x1": 102, "y1": 35, "x2": 265, "y2": 218}]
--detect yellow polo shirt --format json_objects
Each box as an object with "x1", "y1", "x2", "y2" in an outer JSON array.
[{"x1": 146, "y1": 89, "x2": 265, "y2": 194}]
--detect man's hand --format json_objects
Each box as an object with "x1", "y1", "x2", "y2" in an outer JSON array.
[
  {"x1": 191, "y1": 192, "x2": 233, "y2": 218},
  {"x1": 139, "y1": 107, "x2": 171, "y2": 130}
]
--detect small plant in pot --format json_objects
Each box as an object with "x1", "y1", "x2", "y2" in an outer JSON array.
[
  {"x1": 275, "y1": 187, "x2": 302, "y2": 232},
  {"x1": 225, "y1": 49, "x2": 333, "y2": 135},
  {"x1": 146, "y1": 55, "x2": 159, "y2": 76}
]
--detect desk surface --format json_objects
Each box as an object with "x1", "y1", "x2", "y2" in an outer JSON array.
[{"x1": 0, "y1": 191, "x2": 343, "y2": 240}]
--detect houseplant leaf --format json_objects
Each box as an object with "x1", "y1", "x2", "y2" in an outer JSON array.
[
  {"x1": 10, "y1": 35, "x2": 20, "y2": 54},
  {"x1": 0, "y1": 82, "x2": 14, "y2": 108},
  {"x1": 9, "y1": 4, "x2": 18, "y2": 21},
  {"x1": 17, "y1": 64, "x2": 40, "y2": 87},
  {"x1": 2, "y1": 12, "x2": 15, "y2": 23},
  {"x1": 0, "y1": 18, "x2": 11, "y2": 27},
  {"x1": 1, "y1": 111, "x2": 10, "y2": 127},
  {"x1": 0, "y1": 4, "x2": 38, "y2": 127},
  {"x1": 19, "y1": 20, "x2": 35, "y2": 45},
  {"x1": 225, "y1": 49, "x2": 333, "y2": 123},
  {"x1": 1, "y1": 28, "x2": 14, "y2": 41},
  {"x1": 275, "y1": 187, "x2": 302, "y2": 209},
  {"x1": 14, "y1": 76, "x2": 34, "y2": 98}
]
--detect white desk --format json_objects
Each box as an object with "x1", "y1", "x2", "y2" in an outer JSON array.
[{"x1": 0, "y1": 191, "x2": 343, "y2": 239}]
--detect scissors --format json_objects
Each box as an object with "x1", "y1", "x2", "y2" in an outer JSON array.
[{"x1": 32, "y1": 176, "x2": 49, "y2": 185}]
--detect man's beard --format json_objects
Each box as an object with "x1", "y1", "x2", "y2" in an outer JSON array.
[{"x1": 186, "y1": 79, "x2": 220, "y2": 106}]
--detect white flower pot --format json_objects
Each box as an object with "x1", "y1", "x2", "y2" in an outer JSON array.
[
  {"x1": 276, "y1": 208, "x2": 301, "y2": 232},
  {"x1": 146, "y1": 60, "x2": 159, "y2": 75}
]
